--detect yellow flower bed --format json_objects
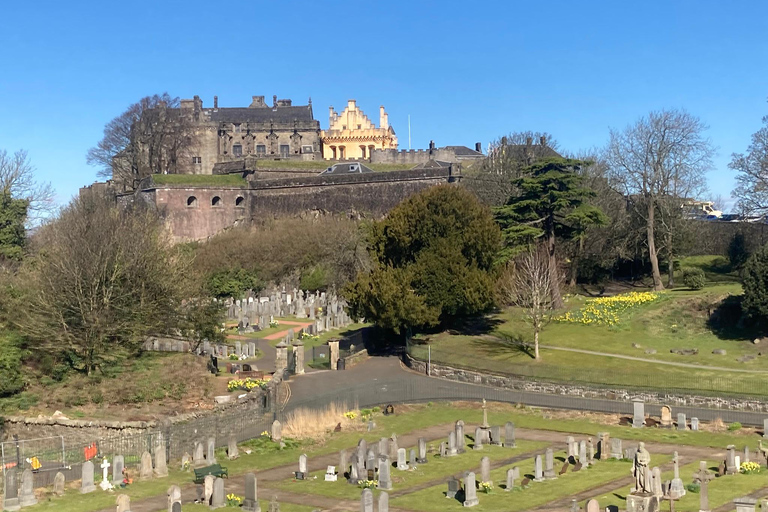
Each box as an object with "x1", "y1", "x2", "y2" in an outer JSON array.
[
  {"x1": 555, "y1": 291, "x2": 662, "y2": 326},
  {"x1": 227, "y1": 377, "x2": 269, "y2": 392}
]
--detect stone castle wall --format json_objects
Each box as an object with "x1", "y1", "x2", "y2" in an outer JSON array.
[{"x1": 370, "y1": 147, "x2": 482, "y2": 165}]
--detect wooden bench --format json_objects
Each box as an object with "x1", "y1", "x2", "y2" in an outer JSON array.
[{"x1": 193, "y1": 464, "x2": 228, "y2": 483}]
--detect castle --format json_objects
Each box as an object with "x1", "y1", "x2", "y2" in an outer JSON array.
[{"x1": 90, "y1": 94, "x2": 486, "y2": 241}]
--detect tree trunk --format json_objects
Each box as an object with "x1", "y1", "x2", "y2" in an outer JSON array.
[
  {"x1": 547, "y1": 230, "x2": 564, "y2": 308},
  {"x1": 534, "y1": 327, "x2": 540, "y2": 360},
  {"x1": 646, "y1": 200, "x2": 664, "y2": 291},
  {"x1": 667, "y1": 231, "x2": 675, "y2": 288},
  {"x1": 568, "y1": 238, "x2": 583, "y2": 287}
]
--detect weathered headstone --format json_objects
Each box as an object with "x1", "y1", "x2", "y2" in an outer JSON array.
[
  {"x1": 447, "y1": 477, "x2": 460, "y2": 498},
  {"x1": 439, "y1": 442, "x2": 447, "y2": 458},
  {"x1": 389, "y1": 434, "x2": 399, "y2": 460},
  {"x1": 140, "y1": 451, "x2": 153, "y2": 480},
  {"x1": 473, "y1": 427, "x2": 483, "y2": 450},
  {"x1": 325, "y1": 465, "x2": 337, "y2": 482},
  {"x1": 727, "y1": 445, "x2": 737, "y2": 475},
  {"x1": 632, "y1": 399, "x2": 645, "y2": 428},
  {"x1": 53, "y1": 472, "x2": 65, "y2": 496},
  {"x1": 116, "y1": 494, "x2": 131, "y2": 512},
  {"x1": 207, "y1": 437, "x2": 217, "y2": 464},
  {"x1": 505, "y1": 468, "x2": 515, "y2": 491},
  {"x1": 660, "y1": 405, "x2": 672, "y2": 428},
  {"x1": 378, "y1": 455, "x2": 392, "y2": 490},
  {"x1": 19, "y1": 469, "x2": 37, "y2": 506},
  {"x1": 504, "y1": 421, "x2": 516, "y2": 447},
  {"x1": 167, "y1": 485, "x2": 181, "y2": 512},
  {"x1": 299, "y1": 453, "x2": 308, "y2": 478},
  {"x1": 417, "y1": 437, "x2": 427, "y2": 463},
  {"x1": 409, "y1": 449, "x2": 416, "y2": 466},
  {"x1": 745, "y1": 446, "x2": 751, "y2": 464},
  {"x1": 378, "y1": 491, "x2": 389, "y2": 512},
  {"x1": 677, "y1": 412, "x2": 687, "y2": 430},
  {"x1": 586, "y1": 499, "x2": 600, "y2": 512},
  {"x1": 155, "y1": 443, "x2": 168, "y2": 478},
  {"x1": 693, "y1": 461, "x2": 714, "y2": 512},
  {"x1": 610, "y1": 438, "x2": 622, "y2": 459},
  {"x1": 228, "y1": 435, "x2": 239, "y2": 460},
  {"x1": 366, "y1": 449, "x2": 376, "y2": 471},
  {"x1": 463, "y1": 472, "x2": 479, "y2": 507},
  {"x1": 480, "y1": 456, "x2": 491, "y2": 483},
  {"x1": 268, "y1": 495, "x2": 280, "y2": 512},
  {"x1": 490, "y1": 425, "x2": 501, "y2": 446},
  {"x1": 566, "y1": 436, "x2": 576, "y2": 458},
  {"x1": 172, "y1": 502, "x2": 181, "y2": 512},
  {"x1": 651, "y1": 466, "x2": 662, "y2": 497},
  {"x1": 764, "y1": 418, "x2": 768, "y2": 439},
  {"x1": 545, "y1": 448, "x2": 556, "y2": 479},
  {"x1": 734, "y1": 497, "x2": 759, "y2": 512},
  {"x1": 597, "y1": 432, "x2": 609, "y2": 460},
  {"x1": 448, "y1": 431, "x2": 458, "y2": 456},
  {"x1": 361, "y1": 488, "x2": 374, "y2": 512},
  {"x1": 339, "y1": 450, "x2": 348, "y2": 476},
  {"x1": 243, "y1": 473, "x2": 261, "y2": 512},
  {"x1": 204, "y1": 475, "x2": 215, "y2": 505},
  {"x1": 378, "y1": 438, "x2": 389, "y2": 458},
  {"x1": 81, "y1": 460, "x2": 96, "y2": 494},
  {"x1": 579, "y1": 440, "x2": 587, "y2": 464},
  {"x1": 397, "y1": 448, "x2": 408, "y2": 470},
  {"x1": 691, "y1": 417, "x2": 699, "y2": 431},
  {"x1": 587, "y1": 437, "x2": 594, "y2": 463},
  {"x1": 348, "y1": 455, "x2": 360, "y2": 484},
  {"x1": 456, "y1": 420, "x2": 466, "y2": 453},
  {"x1": 534, "y1": 454, "x2": 544, "y2": 481},
  {"x1": 271, "y1": 420, "x2": 282, "y2": 442},
  {"x1": 112, "y1": 455, "x2": 124, "y2": 486},
  {"x1": 193, "y1": 441, "x2": 206, "y2": 468},
  {"x1": 211, "y1": 477, "x2": 225, "y2": 509}
]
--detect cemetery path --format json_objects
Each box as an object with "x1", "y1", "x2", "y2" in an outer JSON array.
[{"x1": 540, "y1": 345, "x2": 768, "y2": 373}]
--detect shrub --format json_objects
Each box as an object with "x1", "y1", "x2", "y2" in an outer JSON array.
[
  {"x1": 300, "y1": 265, "x2": 329, "y2": 292},
  {"x1": 206, "y1": 267, "x2": 262, "y2": 299},
  {"x1": 742, "y1": 245, "x2": 768, "y2": 322},
  {"x1": 686, "y1": 482, "x2": 700, "y2": 493},
  {"x1": 728, "y1": 422, "x2": 742, "y2": 431},
  {"x1": 728, "y1": 232, "x2": 750, "y2": 269},
  {"x1": 0, "y1": 335, "x2": 24, "y2": 398},
  {"x1": 682, "y1": 267, "x2": 706, "y2": 290}
]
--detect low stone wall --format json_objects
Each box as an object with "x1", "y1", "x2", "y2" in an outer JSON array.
[
  {"x1": 342, "y1": 349, "x2": 369, "y2": 369},
  {"x1": 404, "y1": 354, "x2": 768, "y2": 413}
]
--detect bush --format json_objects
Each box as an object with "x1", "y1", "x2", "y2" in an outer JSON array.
[
  {"x1": 686, "y1": 482, "x2": 700, "y2": 493},
  {"x1": 728, "y1": 421, "x2": 742, "y2": 431},
  {"x1": 300, "y1": 265, "x2": 329, "y2": 292},
  {"x1": 0, "y1": 335, "x2": 24, "y2": 397},
  {"x1": 682, "y1": 267, "x2": 706, "y2": 290},
  {"x1": 743, "y1": 245, "x2": 768, "y2": 322},
  {"x1": 206, "y1": 267, "x2": 262, "y2": 299},
  {"x1": 728, "y1": 232, "x2": 750, "y2": 269}
]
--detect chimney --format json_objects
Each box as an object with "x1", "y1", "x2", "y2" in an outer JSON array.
[
  {"x1": 475, "y1": 142, "x2": 482, "y2": 153},
  {"x1": 540, "y1": 136, "x2": 547, "y2": 146},
  {"x1": 214, "y1": 96, "x2": 218, "y2": 108},
  {"x1": 380, "y1": 106, "x2": 388, "y2": 129},
  {"x1": 273, "y1": 95, "x2": 277, "y2": 108},
  {"x1": 429, "y1": 140, "x2": 435, "y2": 150}
]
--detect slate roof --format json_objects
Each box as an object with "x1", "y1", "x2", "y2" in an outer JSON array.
[
  {"x1": 320, "y1": 162, "x2": 375, "y2": 175},
  {"x1": 207, "y1": 106, "x2": 316, "y2": 124}
]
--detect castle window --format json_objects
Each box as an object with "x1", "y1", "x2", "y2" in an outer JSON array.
[
  {"x1": 357, "y1": 124, "x2": 361, "y2": 129},
  {"x1": 279, "y1": 145, "x2": 290, "y2": 157},
  {"x1": 342, "y1": 125, "x2": 347, "y2": 130},
  {"x1": 187, "y1": 196, "x2": 198, "y2": 208},
  {"x1": 235, "y1": 196, "x2": 245, "y2": 207},
  {"x1": 234, "y1": 123, "x2": 242, "y2": 133},
  {"x1": 256, "y1": 144, "x2": 266, "y2": 155},
  {"x1": 192, "y1": 156, "x2": 202, "y2": 164},
  {"x1": 338, "y1": 146, "x2": 346, "y2": 159},
  {"x1": 232, "y1": 144, "x2": 243, "y2": 157},
  {"x1": 211, "y1": 196, "x2": 222, "y2": 207}
]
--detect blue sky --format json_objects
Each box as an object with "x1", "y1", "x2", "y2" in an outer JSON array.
[{"x1": 1, "y1": 0, "x2": 766, "y2": 211}]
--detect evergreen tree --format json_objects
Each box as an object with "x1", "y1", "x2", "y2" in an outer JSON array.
[
  {"x1": 742, "y1": 244, "x2": 768, "y2": 324},
  {"x1": 496, "y1": 158, "x2": 606, "y2": 308}
]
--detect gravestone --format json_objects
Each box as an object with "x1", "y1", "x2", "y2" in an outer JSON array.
[
  {"x1": 298, "y1": 453, "x2": 308, "y2": 478},
  {"x1": 677, "y1": 412, "x2": 687, "y2": 430},
  {"x1": 409, "y1": 449, "x2": 416, "y2": 467},
  {"x1": 480, "y1": 456, "x2": 491, "y2": 483},
  {"x1": 19, "y1": 469, "x2": 37, "y2": 507},
  {"x1": 167, "y1": 485, "x2": 181, "y2": 512},
  {"x1": 172, "y1": 502, "x2": 181, "y2": 512},
  {"x1": 53, "y1": 472, "x2": 65, "y2": 496},
  {"x1": 378, "y1": 455, "x2": 392, "y2": 490},
  {"x1": 734, "y1": 497, "x2": 759, "y2": 512},
  {"x1": 473, "y1": 427, "x2": 483, "y2": 450},
  {"x1": 193, "y1": 442, "x2": 206, "y2": 468},
  {"x1": 660, "y1": 405, "x2": 673, "y2": 428},
  {"x1": 456, "y1": 420, "x2": 466, "y2": 453},
  {"x1": 4, "y1": 468, "x2": 20, "y2": 510},
  {"x1": 116, "y1": 494, "x2": 131, "y2": 512},
  {"x1": 207, "y1": 437, "x2": 217, "y2": 464},
  {"x1": 632, "y1": 399, "x2": 645, "y2": 428},
  {"x1": 100, "y1": 458, "x2": 113, "y2": 490},
  {"x1": 339, "y1": 450, "x2": 348, "y2": 476},
  {"x1": 366, "y1": 449, "x2": 376, "y2": 471},
  {"x1": 379, "y1": 491, "x2": 389, "y2": 512},
  {"x1": 691, "y1": 417, "x2": 699, "y2": 431},
  {"x1": 113, "y1": 455, "x2": 125, "y2": 486},
  {"x1": 378, "y1": 438, "x2": 389, "y2": 458},
  {"x1": 669, "y1": 451, "x2": 686, "y2": 499},
  {"x1": 155, "y1": 442, "x2": 168, "y2": 478},
  {"x1": 610, "y1": 438, "x2": 622, "y2": 459},
  {"x1": 463, "y1": 472, "x2": 479, "y2": 507},
  {"x1": 727, "y1": 445, "x2": 737, "y2": 475},
  {"x1": 579, "y1": 440, "x2": 587, "y2": 464},
  {"x1": 204, "y1": 475, "x2": 215, "y2": 505},
  {"x1": 325, "y1": 465, "x2": 337, "y2": 482},
  {"x1": 357, "y1": 439, "x2": 367, "y2": 468},
  {"x1": 544, "y1": 448, "x2": 556, "y2": 479},
  {"x1": 361, "y1": 488, "x2": 374, "y2": 512},
  {"x1": 211, "y1": 477, "x2": 225, "y2": 509},
  {"x1": 389, "y1": 434, "x2": 399, "y2": 460},
  {"x1": 81, "y1": 460, "x2": 96, "y2": 493},
  {"x1": 693, "y1": 461, "x2": 714, "y2": 512},
  {"x1": 447, "y1": 477, "x2": 461, "y2": 498},
  {"x1": 348, "y1": 455, "x2": 360, "y2": 484},
  {"x1": 586, "y1": 499, "x2": 600, "y2": 512},
  {"x1": 417, "y1": 437, "x2": 427, "y2": 463},
  {"x1": 571, "y1": 499, "x2": 579, "y2": 512},
  {"x1": 140, "y1": 451, "x2": 153, "y2": 480},
  {"x1": 490, "y1": 425, "x2": 502, "y2": 446},
  {"x1": 243, "y1": 473, "x2": 261, "y2": 512},
  {"x1": 651, "y1": 466, "x2": 662, "y2": 497},
  {"x1": 448, "y1": 431, "x2": 457, "y2": 456},
  {"x1": 439, "y1": 442, "x2": 447, "y2": 458},
  {"x1": 505, "y1": 468, "x2": 515, "y2": 491},
  {"x1": 764, "y1": 418, "x2": 768, "y2": 438},
  {"x1": 567, "y1": 436, "x2": 576, "y2": 457},
  {"x1": 587, "y1": 437, "x2": 594, "y2": 463},
  {"x1": 269, "y1": 495, "x2": 280, "y2": 512},
  {"x1": 397, "y1": 448, "x2": 408, "y2": 470},
  {"x1": 559, "y1": 461, "x2": 569, "y2": 475},
  {"x1": 504, "y1": 421, "x2": 516, "y2": 447},
  {"x1": 228, "y1": 435, "x2": 239, "y2": 460},
  {"x1": 534, "y1": 454, "x2": 544, "y2": 481},
  {"x1": 271, "y1": 420, "x2": 282, "y2": 443},
  {"x1": 597, "y1": 432, "x2": 609, "y2": 460},
  {"x1": 745, "y1": 446, "x2": 751, "y2": 464}
]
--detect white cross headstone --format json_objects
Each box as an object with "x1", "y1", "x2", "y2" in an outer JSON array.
[{"x1": 100, "y1": 458, "x2": 113, "y2": 490}]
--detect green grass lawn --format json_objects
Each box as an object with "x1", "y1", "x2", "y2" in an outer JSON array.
[
  {"x1": 159, "y1": 502, "x2": 316, "y2": 512},
  {"x1": 392, "y1": 454, "x2": 671, "y2": 512},
  {"x1": 593, "y1": 460, "x2": 768, "y2": 511},
  {"x1": 252, "y1": 159, "x2": 415, "y2": 173},
  {"x1": 151, "y1": 174, "x2": 247, "y2": 186},
  {"x1": 272, "y1": 440, "x2": 548, "y2": 500}
]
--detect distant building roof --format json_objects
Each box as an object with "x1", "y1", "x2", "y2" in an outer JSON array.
[
  {"x1": 207, "y1": 106, "x2": 315, "y2": 124},
  {"x1": 320, "y1": 162, "x2": 375, "y2": 175},
  {"x1": 442, "y1": 145, "x2": 483, "y2": 157}
]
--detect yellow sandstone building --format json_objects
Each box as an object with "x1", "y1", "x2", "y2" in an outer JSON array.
[{"x1": 321, "y1": 100, "x2": 398, "y2": 160}]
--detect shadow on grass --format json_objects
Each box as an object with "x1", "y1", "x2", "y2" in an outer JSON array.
[
  {"x1": 473, "y1": 332, "x2": 536, "y2": 360},
  {"x1": 706, "y1": 294, "x2": 762, "y2": 341},
  {"x1": 447, "y1": 315, "x2": 504, "y2": 336}
]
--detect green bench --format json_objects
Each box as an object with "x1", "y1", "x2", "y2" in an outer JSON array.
[{"x1": 193, "y1": 464, "x2": 229, "y2": 483}]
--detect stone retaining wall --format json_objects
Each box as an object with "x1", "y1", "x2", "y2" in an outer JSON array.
[
  {"x1": 342, "y1": 349, "x2": 369, "y2": 369},
  {"x1": 404, "y1": 354, "x2": 768, "y2": 413}
]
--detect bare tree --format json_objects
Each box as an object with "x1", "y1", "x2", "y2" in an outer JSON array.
[
  {"x1": 501, "y1": 247, "x2": 556, "y2": 360},
  {"x1": 87, "y1": 93, "x2": 196, "y2": 192},
  {"x1": 0, "y1": 149, "x2": 55, "y2": 224},
  {"x1": 731, "y1": 109, "x2": 768, "y2": 215},
  {"x1": 606, "y1": 109, "x2": 714, "y2": 290},
  {"x1": 463, "y1": 132, "x2": 559, "y2": 206}
]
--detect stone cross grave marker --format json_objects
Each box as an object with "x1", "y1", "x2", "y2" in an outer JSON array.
[
  {"x1": 693, "y1": 461, "x2": 714, "y2": 512},
  {"x1": 669, "y1": 451, "x2": 686, "y2": 499},
  {"x1": 99, "y1": 458, "x2": 113, "y2": 490}
]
